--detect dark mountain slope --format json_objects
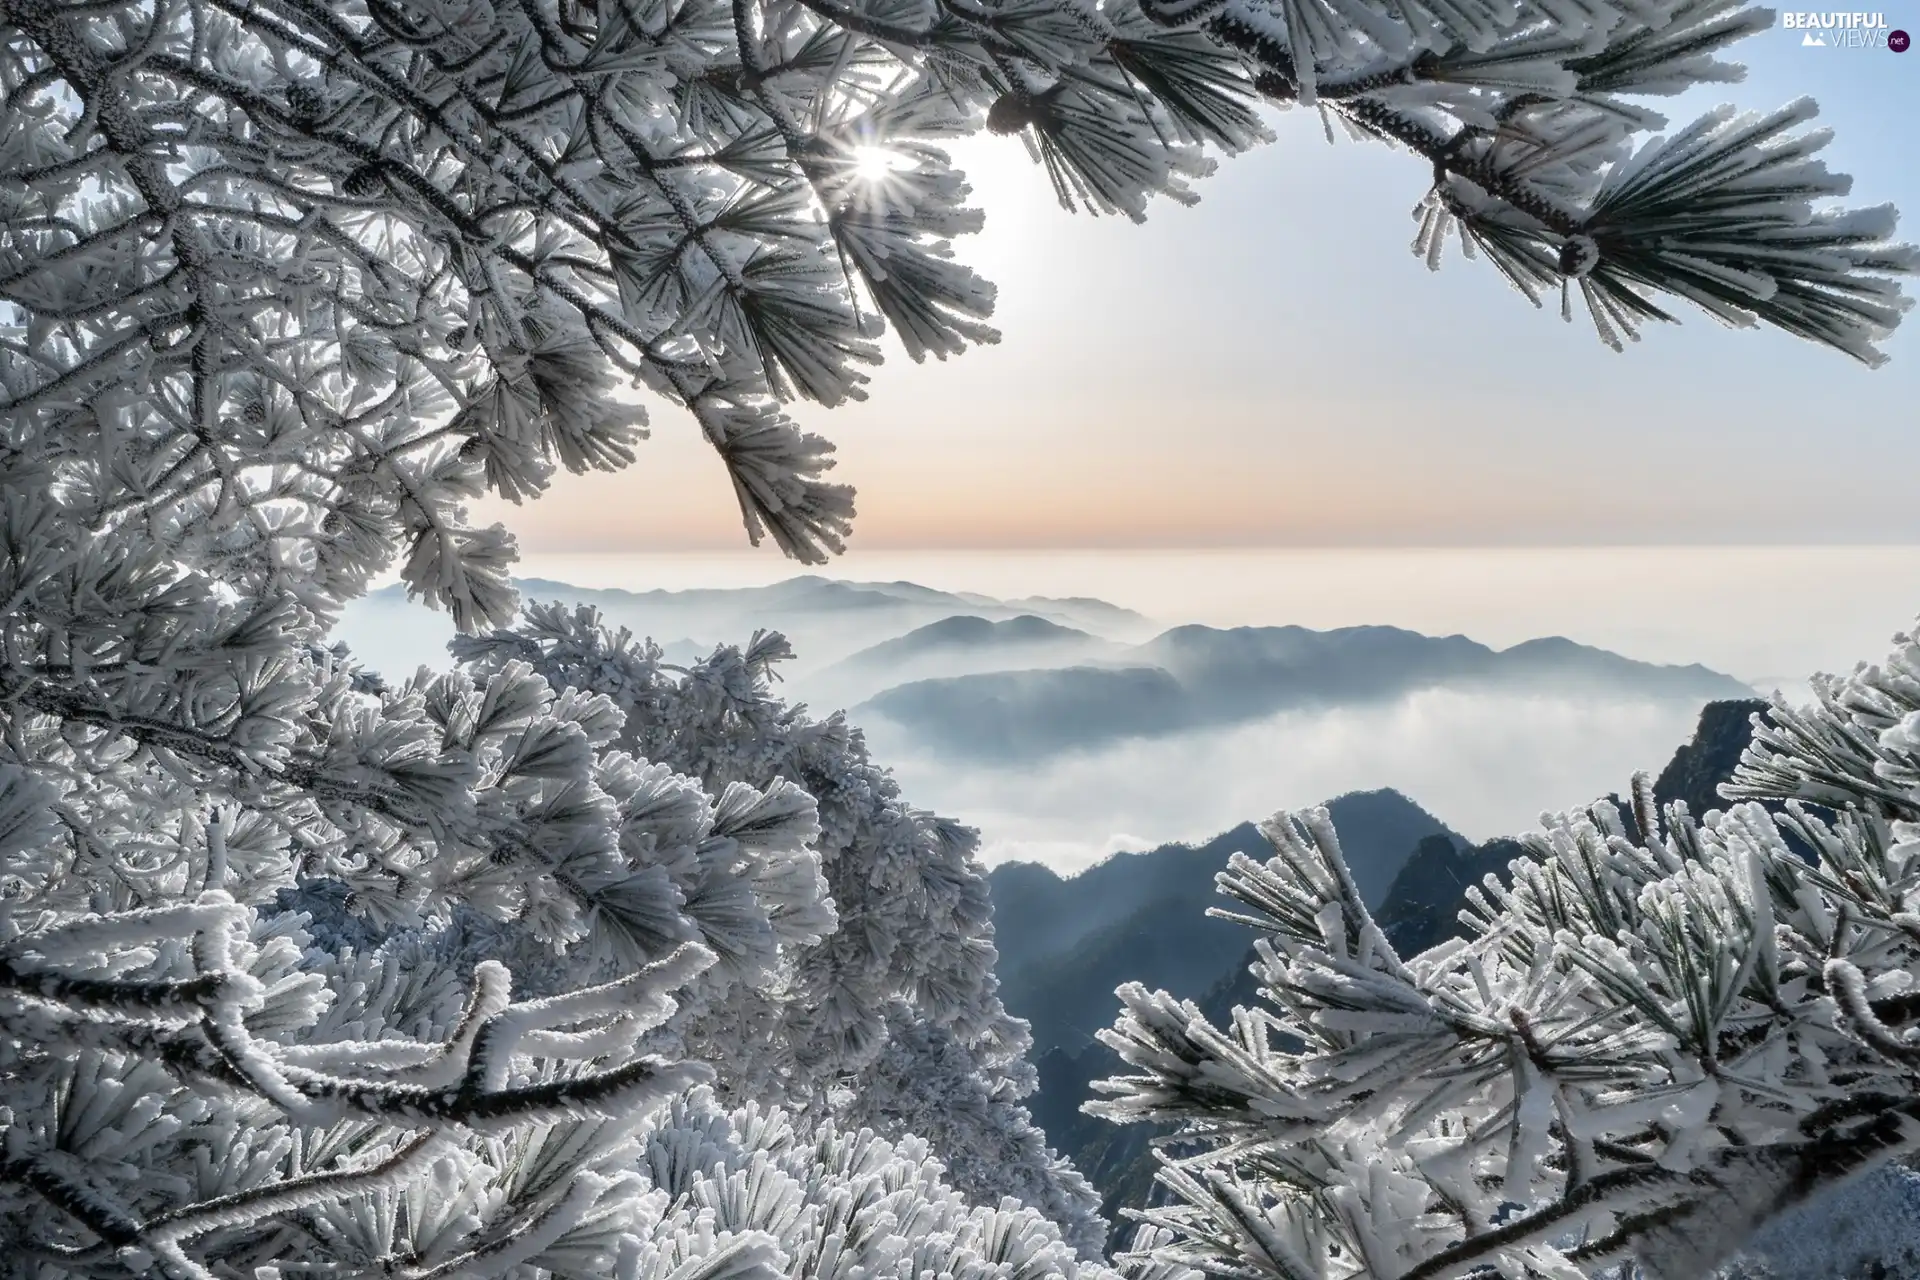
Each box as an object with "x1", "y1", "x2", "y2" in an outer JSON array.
[
  {"x1": 863, "y1": 666, "x2": 1189, "y2": 756},
  {"x1": 988, "y1": 789, "x2": 1459, "y2": 998},
  {"x1": 1651, "y1": 698, "x2": 1776, "y2": 821},
  {"x1": 988, "y1": 822, "x2": 1266, "y2": 979},
  {"x1": 1376, "y1": 833, "x2": 1530, "y2": 958},
  {"x1": 1004, "y1": 893, "x2": 1249, "y2": 1056}
]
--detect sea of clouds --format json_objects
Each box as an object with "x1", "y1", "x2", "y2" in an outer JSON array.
[{"x1": 865, "y1": 688, "x2": 1714, "y2": 872}]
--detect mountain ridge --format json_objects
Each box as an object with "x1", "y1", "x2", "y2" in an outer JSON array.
[
  {"x1": 864, "y1": 624, "x2": 1754, "y2": 758},
  {"x1": 337, "y1": 576, "x2": 1157, "y2": 681},
  {"x1": 988, "y1": 788, "x2": 1461, "y2": 1056},
  {"x1": 816, "y1": 614, "x2": 1109, "y2": 698}
]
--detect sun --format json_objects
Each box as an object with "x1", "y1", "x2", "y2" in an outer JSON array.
[{"x1": 850, "y1": 145, "x2": 909, "y2": 182}]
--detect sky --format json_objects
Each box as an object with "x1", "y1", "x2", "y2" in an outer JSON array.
[{"x1": 473, "y1": 20, "x2": 1920, "y2": 555}]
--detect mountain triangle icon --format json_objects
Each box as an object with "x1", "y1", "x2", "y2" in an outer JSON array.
[{"x1": 1801, "y1": 29, "x2": 1827, "y2": 43}]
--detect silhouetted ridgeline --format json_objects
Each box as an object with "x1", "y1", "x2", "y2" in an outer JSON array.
[
  {"x1": 1005, "y1": 698, "x2": 1777, "y2": 1244},
  {"x1": 833, "y1": 614, "x2": 1098, "y2": 670},
  {"x1": 865, "y1": 626, "x2": 1752, "y2": 759},
  {"x1": 1651, "y1": 697, "x2": 1779, "y2": 823}
]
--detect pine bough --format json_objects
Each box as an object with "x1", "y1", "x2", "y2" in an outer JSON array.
[
  {"x1": 2, "y1": 0, "x2": 1917, "y2": 1268},
  {"x1": 449, "y1": 605, "x2": 1108, "y2": 1251},
  {"x1": 1091, "y1": 627, "x2": 1920, "y2": 1279},
  {"x1": 0, "y1": 0, "x2": 1914, "y2": 638},
  {"x1": 0, "y1": 492, "x2": 1107, "y2": 1274}
]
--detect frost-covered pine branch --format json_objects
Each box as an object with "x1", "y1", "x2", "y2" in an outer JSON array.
[
  {"x1": 1090, "y1": 620, "x2": 1920, "y2": 1279},
  {"x1": 0, "y1": 277, "x2": 1104, "y2": 1270},
  {"x1": 2, "y1": 0, "x2": 1915, "y2": 1264},
  {"x1": 449, "y1": 605, "x2": 1109, "y2": 1255},
  {"x1": 0, "y1": 525, "x2": 1106, "y2": 1272},
  {"x1": 0, "y1": 880, "x2": 715, "y2": 1278},
  {"x1": 0, "y1": 859, "x2": 1110, "y2": 1280}
]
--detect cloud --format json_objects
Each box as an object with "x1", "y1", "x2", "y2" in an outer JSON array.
[
  {"x1": 332, "y1": 577, "x2": 1751, "y2": 879},
  {"x1": 863, "y1": 688, "x2": 1715, "y2": 874}
]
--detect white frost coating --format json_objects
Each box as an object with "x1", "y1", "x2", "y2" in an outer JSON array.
[
  {"x1": 452, "y1": 609, "x2": 1113, "y2": 1254},
  {"x1": 7, "y1": 900, "x2": 252, "y2": 964},
  {"x1": 0, "y1": 0, "x2": 1912, "y2": 1261},
  {"x1": 0, "y1": 451, "x2": 1104, "y2": 1270}
]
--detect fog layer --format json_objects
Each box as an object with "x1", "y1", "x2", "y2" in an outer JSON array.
[
  {"x1": 863, "y1": 689, "x2": 1712, "y2": 872},
  {"x1": 334, "y1": 569, "x2": 1761, "y2": 874}
]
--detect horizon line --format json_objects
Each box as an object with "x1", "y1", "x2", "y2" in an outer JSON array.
[{"x1": 508, "y1": 540, "x2": 1920, "y2": 555}]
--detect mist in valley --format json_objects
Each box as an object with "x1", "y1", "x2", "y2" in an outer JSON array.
[
  {"x1": 865, "y1": 686, "x2": 1714, "y2": 871},
  {"x1": 335, "y1": 572, "x2": 1771, "y2": 874}
]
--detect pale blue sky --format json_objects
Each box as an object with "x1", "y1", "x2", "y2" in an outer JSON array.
[{"x1": 485, "y1": 24, "x2": 1920, "y2": 551}]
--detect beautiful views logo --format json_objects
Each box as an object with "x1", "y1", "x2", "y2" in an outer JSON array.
[{"x1": 1781, "y1": 11, "x2": 1909, "y2": 47}]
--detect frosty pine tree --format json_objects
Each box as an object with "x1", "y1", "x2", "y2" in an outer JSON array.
[{"x1": 0, "y1": 0, "x2": 1914, "y2": 1266}]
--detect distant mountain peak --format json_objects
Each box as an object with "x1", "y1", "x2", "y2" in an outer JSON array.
[
  {"x1": 822, "y1": 613, "x2": 1107, "y2": 691},
  {"x1": 905, "y1": 613, "x2": 1087, "y2": 643}
]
